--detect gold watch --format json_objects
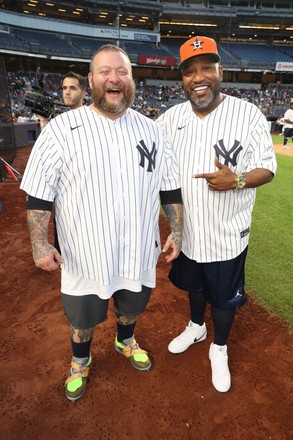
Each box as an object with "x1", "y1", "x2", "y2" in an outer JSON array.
[{"x1": 234, "y1": 173, "x2": 246, "y2": 190}]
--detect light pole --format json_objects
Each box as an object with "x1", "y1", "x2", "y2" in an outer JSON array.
[{"x1": 116, "y1": 10, "x2": 120, "y2": 47}]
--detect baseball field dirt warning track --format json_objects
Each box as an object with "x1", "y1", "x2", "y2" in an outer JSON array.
[{"x1": 0, "y1": 147, "x2": 292, "y2": 440}]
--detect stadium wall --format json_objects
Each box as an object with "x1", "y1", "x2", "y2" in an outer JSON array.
[{"x1": 145, "y1": 79, "x2": 262, "y2": 90}]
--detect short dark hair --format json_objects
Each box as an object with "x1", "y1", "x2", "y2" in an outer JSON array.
[{"x1": 62, "y1": 71, "x2": 87, "y2": 91}]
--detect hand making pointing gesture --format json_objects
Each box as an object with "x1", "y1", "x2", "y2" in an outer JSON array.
[{"x1": 193, "y1": 157, "x2": 236, "y2": 191}]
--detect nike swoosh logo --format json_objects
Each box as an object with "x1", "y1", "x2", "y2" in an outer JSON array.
[
  {"x1": 178, "y1": 125, "x2": 186, "y2": 130},
  {"x1": 193, "y1": 331, "x2": 207, "y2": 343},
  {"x1": 70, "y1": 125, "x2": 82, "y2": 131}
]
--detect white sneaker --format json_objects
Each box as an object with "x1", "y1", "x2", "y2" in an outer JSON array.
[
  {"x1": 283, "y1": 145, "x2": 290, "y2": 149},
  {"x1": 168, "y1": 321, "x2": 207, "y2": 354},
  {"x1": 209, "y1": 343, "x2": 231, "y2": 393}
]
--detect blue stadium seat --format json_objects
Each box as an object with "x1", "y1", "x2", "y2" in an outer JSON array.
[
  {"x1": 273, "y1": 45, "x2": 293, "y2": 59},
  {"x1": 11, "y1": 27, "x2": 79, "y2": 57},
  {"x1": 70, "y1": 36, "x2": 116, "y2": 55},
  {"x1": 124, "y1": 41, "x2": 170, "y2": 57},
  {"x1": 0, "y1": 32, "x2": 30, "y2": 51},
  {"x1": 220, "y1": 42, "x2": 292, "y2": 66}
]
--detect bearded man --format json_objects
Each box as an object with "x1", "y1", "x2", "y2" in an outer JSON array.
[{"x1": 20, "y1": 45, "x2": 183, "y2": 401}]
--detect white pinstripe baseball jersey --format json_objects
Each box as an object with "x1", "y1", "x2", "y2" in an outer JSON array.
[
  {"x1": 20, "y1": 105, "x2": 180, "y2": 285},
  {"x1": 157, "y1": 94, "x2": 277, "y2": 262},
  {"x1": 283, "y1": 107, "x2": 293, "y2": 129}
]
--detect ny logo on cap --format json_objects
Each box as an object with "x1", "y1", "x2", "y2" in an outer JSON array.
[{"x1": 191, "y1": 38, "x2": 204, "y2": 52}]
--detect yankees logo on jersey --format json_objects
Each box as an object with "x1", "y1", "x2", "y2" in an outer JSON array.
[
  {"x1": 136, "y1": 140, "x2": 157, "y2": 172},
  {"x1": 213, "y1": 139, "x2": 243, "y2": 166}
]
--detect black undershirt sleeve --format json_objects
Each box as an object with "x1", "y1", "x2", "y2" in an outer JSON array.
[
  {"x1": 26, "y1": 195, "x2": 53, "y2": 212},
  {"x1": 159, "y1": 188, "x2": 183, "y2": 205},
  {"x1": 27, "y1": 192, "x2": 181, "y2": 211}
]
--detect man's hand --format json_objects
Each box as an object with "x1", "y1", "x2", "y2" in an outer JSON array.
[
  {"x1": 193, "y1": 157, "x2": 236, "y2": 191},
  {"x1": 34, "y1": 242, "x2": 63, "y2": 272},
  {"x1": 36, "y1": 115, "x2": 49, "y2": 131},
  {"x1": 162, "y1": 232, "x2": 181, "y2": 263},
  {"x1": 27, "y1": 209, "x2": 63, "y2": 272}
]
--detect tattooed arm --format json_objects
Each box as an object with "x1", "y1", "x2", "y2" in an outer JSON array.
[
  {"x1": 27, "y1": 209, "x2": 63, "y2": 271},
  {"x1": 160, "y1": 188, "x2": 183, "y2": 262}
]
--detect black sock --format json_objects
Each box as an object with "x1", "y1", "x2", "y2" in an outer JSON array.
[
  {"x1": 211, "y1": 305, "x2": 236, "y2": 346},
  {"x1": 71, "y1": 338, "x2": 92, "y2": 358},
  {"x1": 188, "y1": 290, "x2": 208, "y2": 326},
  {"x1": 117, "y1": 322, "x2": 136, "y2": 344}
]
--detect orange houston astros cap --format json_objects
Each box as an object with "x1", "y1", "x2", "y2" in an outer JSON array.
[{"x1": 178, "y1": 36, "x2": 220, "y2": 70}]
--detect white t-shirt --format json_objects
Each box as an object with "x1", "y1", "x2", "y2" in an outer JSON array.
[
  {"x1": 61, "y1": 267, "x2": 155, "y2": 299},
  {"x1": 283, "y1": 107, "x2": 293, "y2": 129}
]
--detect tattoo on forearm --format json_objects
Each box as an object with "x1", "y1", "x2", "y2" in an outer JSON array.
[
  {"x1": 27, "y1": 210, "x2": 51, "y2": 260},
  {"x1": 162, "y1": 203, "x2": 183, "y2": 247},
  {"x1": 70, "y1": 325, "x2": 95, "y2": 343}
]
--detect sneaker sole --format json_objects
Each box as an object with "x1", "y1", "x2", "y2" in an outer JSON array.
[
  {"x1": 65, "y1": 386, "x2": 87, "y2": 402},
  {"x1": 114, "y1": 344, "x2": 151, "y2": 371},
  {"x1": 168, "y1": 330, "x2": 207, "y2": 354}
]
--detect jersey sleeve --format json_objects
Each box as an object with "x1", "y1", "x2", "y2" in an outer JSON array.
[
  {"x1": 20, "y1": 117, "x2": 64, "y2": 201},
  {"x1": 249, "y1": 110, "x2": 277, "y2": 175},
  {"x1": 158, "y1": 121, "x2": 181, "y2": 192}
]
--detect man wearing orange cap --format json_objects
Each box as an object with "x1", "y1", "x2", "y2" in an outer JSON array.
[{"x1": 157, "y1": 36, "x2": 277, "y2": 393}]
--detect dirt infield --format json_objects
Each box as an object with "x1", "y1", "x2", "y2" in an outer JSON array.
[
  {"x1": 273, "y1": 139, "x2": 293, "y2": 157},
  {"x1": 0, "y1": 147, "x2": 292, "y2": 440}
]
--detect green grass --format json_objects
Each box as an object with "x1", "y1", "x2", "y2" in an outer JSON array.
[
  {"x1": 271, "y1": 134, "x2": 284, "y2": 145},
  {"x1": 246, "y1": 153, "x2": 293, "y2": 324}
]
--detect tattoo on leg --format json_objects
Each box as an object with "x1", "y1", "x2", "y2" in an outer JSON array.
[
  {"x1": 70, "y1": 325, "x2": 95, "y2": 343},
  {"x1": 114, "y1": 310, "x2": 136, "y2": 325}
]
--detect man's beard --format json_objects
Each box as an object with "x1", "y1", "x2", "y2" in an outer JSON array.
[
  {"x1": 92, "y1": 81, "x2": 135, "y2": 116},
  {"x1": 185, "y1": 84, "x2": 221, "y2": 110}
]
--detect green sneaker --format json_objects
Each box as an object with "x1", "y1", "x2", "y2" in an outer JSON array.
[
  {"x1": 114, "y1": 336, "x2": 151, "y2": 371},
  {"x1": 65, "y1": 355, "x2": 92, "y2": 402}
]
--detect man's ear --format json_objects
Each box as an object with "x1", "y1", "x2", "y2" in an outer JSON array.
[
  {"x1": 88, "y1": 72, "x2": 92, "y2": 90},
  {"x1": 219, "y1": 64, "x2": 224, "y2": 81}
]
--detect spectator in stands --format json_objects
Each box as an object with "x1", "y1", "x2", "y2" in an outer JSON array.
[
  {"x1": 17, "y1": 111, "x2": 29, "y2": 122},
  {"x1": 157, "y1": 35, "x2": 277, "y2": 393},
  {"x1": 282, "y1": 101, "x2": 293, "y2": 149},
  {"x1": 6, "y1": 70, "x2": 293, "y2": 122}
]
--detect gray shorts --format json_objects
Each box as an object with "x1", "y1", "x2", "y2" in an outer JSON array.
[{"x1": 62, "y1": 286, "x2": 152, "y2": 329}]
